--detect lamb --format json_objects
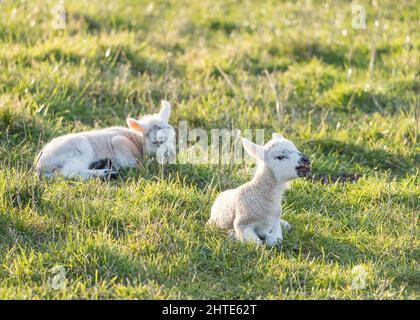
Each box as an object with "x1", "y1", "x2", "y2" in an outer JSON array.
[
  {"x1": 208, "y1": 133, "x2": 311, "y2": 247},
  {"x1": 35, "y1": 100, "x2": 176, "y2": 179}
]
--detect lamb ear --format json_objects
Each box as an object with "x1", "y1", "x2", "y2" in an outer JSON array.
[
  {"x1": 272, "y1": 132, "x2": 285, "y2": 140},
  {"x1": 126, "y1": 118, "x2": 145, "y2": 132},
  {"x1": 242, "y1": 138, "x2": 265, "y2": 161},
  {"x1": 158, "y1": 100, "x2": 171, "y2": 122}
]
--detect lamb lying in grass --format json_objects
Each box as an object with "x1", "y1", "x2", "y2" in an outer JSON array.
[
  {"x1": 208, "y1": 133, "x2": 311, "y2": 247},
  {"x1": 35, "y1": 100, "x2": 176, "y2": 179}
]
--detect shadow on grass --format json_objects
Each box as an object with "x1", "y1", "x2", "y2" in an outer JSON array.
[
  {"x1": 316, "y1": 83, "x2": 415, "y2": 114},
  {"x1": 120, "y1": 160, "x2": 242, "y2": 192},
  {"x1": 30, "y1": 45, "x2": 182, "y2": 77},
  {"x1": 289, "y1": 41, "x2": 368, "y2": 68},
  {"x1": 304, "y1": 139, "x2": 415, "y2": 177},
  {"x1": 69, "y1": 12, "x2": 155, "y2": 34},
  {"x1": 286, "y1": 40, "x2": 400, "y2": 70},
  {"x1": 283, "y1": 229, "x2": 375, "y2": 265}
]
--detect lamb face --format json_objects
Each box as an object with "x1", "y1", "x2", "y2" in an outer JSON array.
[
  {"x1": 142, "y1": 118, "x2": 176, "y2": 156},
  {"x1": 263, "y1": 134, "x2": 311, "y2": 181},
  {"x1": 126, "y1": 100, "x2": 176, "y2": 163},
  {"x1": 242, "y1": 132, "x2": 311, "y2": 182}
]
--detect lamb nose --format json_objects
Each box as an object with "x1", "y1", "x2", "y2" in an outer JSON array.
[{"x1": 301, "y1": 155, "x2": 310, "y2": 165}]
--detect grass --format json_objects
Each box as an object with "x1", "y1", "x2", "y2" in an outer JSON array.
[{"x1": 0, "y1": 0, "x2": 419, "y2": 299}]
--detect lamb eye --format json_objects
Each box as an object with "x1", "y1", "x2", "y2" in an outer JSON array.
[{"x1": 276, "y1": 155, "x2": 287, "y2": 160}]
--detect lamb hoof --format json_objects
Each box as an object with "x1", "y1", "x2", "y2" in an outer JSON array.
[
  {"x1": 280, "y1": 219, "x2": 292, "y2": 231},
  {"x1": 265, "y1": 237, "x2": 283, "y2": 249}
]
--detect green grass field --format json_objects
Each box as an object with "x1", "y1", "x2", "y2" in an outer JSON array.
[{"x1": 0, "y1": 0, "x2": 419, "y2": 299}]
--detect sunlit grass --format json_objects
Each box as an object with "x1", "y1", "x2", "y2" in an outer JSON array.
[{"x1": 0, "y1": 0, "x2": 419, "y2": 299}]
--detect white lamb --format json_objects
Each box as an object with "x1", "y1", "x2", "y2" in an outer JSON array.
[
  {"x1": 35, "y1": 100, "x2": 176, "y2": 179},
  {"x1": 208, "y1": 133, "x2": 311, "y2": 247}
]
